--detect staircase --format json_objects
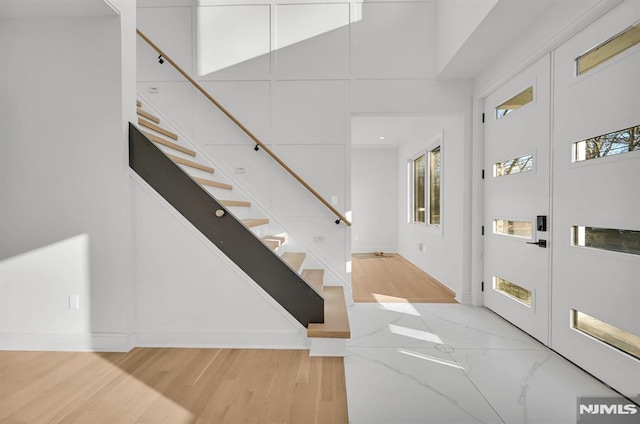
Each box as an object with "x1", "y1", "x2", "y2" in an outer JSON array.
[{"x1": 131, "y1": 101, "x2": 350, "y2": 356}]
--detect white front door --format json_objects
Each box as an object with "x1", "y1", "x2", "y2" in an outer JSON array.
[
  {"x1": 550, "y1": 2, "x2": 640, "y2": 398},
  {"x1": 483, "y1": 54, "x2": 551, "y2": 345}
]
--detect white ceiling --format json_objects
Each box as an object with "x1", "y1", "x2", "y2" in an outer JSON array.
[{"x1": 0, "y1": 0, "x2": 117, "y2": 18}]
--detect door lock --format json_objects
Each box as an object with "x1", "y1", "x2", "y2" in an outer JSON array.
[{"x1": 526, "y1": 239, "x2": 547, "y2": 248}]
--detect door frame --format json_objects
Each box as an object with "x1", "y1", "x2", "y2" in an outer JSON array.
[{"x1": 469, "y1": 1, "x2": 622, "y2": 307}]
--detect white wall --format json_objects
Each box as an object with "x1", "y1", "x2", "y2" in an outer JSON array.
[
  {"x1": 0, "y1": 15, "x2": 134, "y2": 351},
  {"x1": 435, "y1": 0, "x2": 498, "y2": 75},
  {"x1": 396, "y1": 115, "x2": 467, "y2": 299},
  {"x1": 136, "y1": 0, "x2": 438, "y2": 286},
  {"x1": 132, "y1": 180, "x2": 307, "y2": 348},
  {"x1": 351, "y1": 148, "x2": 398, "y2": 253}
]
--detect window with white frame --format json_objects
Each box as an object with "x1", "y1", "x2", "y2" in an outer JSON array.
[{"x1": 409, "y1": 134, "x2": 442, "y2": 228}]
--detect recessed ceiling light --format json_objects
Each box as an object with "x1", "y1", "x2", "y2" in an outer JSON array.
[{"x1": 379, "y1": 136, "x2": 385, "y2": 140}]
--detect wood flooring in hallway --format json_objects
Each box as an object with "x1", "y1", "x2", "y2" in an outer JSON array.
[
  {"x1": 352, "y1": 253, "x2": 458, "y2": 303},
  {"x1": 0, "y1": 348, "x2": 348, "y2": 424}
]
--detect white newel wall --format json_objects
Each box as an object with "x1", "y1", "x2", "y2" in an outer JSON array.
[{"x1": 0, "y1": 13, "x2": 135, "y2": 351}]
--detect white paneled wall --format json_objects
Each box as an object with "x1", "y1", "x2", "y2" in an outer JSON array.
[
  {"x1": 275, "y1": 3, "x2": 350, "y2": 78},
  {"x1": 137, "y1": 0, "x2": 472, "y2": 301},
  {"x1": 198, "y1": 4, "x2": 271, "y2": 78},
  {"x1": 137, "y1": 6, "x2": 193, "y2": 81},
  {"x1": 352, "y1": 1, "x2": 433, "y2": 78},
  {"x1": 274, "y1": 80, "x2": 349, "y2": 142}
]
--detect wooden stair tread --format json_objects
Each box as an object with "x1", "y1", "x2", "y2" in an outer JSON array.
[
  {"x1": 262, "y1": 235, "x2": 286, "y2": 246},
  {"x1": 138, "y1": 118, "x2": 178, "y2": 140},
  {"x1": 136, "y1": 100, "x2": 142, "y2": 107},
  {"x1": 301, "y1": 269, "x2": 324, "y2": 295},
  {"x1": 243, "y1": 219, "x2": 269, "y2": 228},
  {"x1": 142, "y1": 130, "x2": 196, "y2": 157},
  {"x1": 167, "y1": 154, "x2": 214, "y2": 173},
  {"x1": 194, "y1": 177, "x2": 232, "y2": 190},
  {"x1": 137, "y1": 108, "x2": 160, "y2": 124},
  {"x1": 282, "y1": 252, "x2": 305, "y2": 273},
  {"x1": 307, "y1": 286, "x2": 350, "y2": 339},
  {"x1": 220, "y1": 200, "x2": 251, "y2": 207},
  {"x1": 262, "y1": 239, "x2": 280, "y2": 250}
]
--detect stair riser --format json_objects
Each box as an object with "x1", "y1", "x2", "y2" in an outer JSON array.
[{"x1": 309, "y1": 339, "x2": 347, "y2": 357}]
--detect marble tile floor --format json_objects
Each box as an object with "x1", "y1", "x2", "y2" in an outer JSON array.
[{"x1": 344, "y1": 303, "x2": 622, "y2": 424}]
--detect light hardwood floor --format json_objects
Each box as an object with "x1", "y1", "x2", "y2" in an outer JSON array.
[
  {"x1": 0, "y1": 348, "x2": 348, "y2": 424},
  {"x1": 352, "y1": 253, "x2": 458, "y2": 303}
]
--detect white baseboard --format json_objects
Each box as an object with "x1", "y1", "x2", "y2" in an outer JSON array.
[
  {"x1": 0, "y1": 331, "x2": 348, "y2": 354},
  {"x1": 134, "y1": 329, "x2": 309, "y2": 350},
  {"x1": 456, "y1": 291, "x2": 472, "y2": 305},
  {"x1": 0, "y1": 332, "x2": 132, "y2": 352}
]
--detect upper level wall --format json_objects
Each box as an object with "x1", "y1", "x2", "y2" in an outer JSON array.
[{"x1": 435, "y1": 0, "x2": 498, "y2": 75}]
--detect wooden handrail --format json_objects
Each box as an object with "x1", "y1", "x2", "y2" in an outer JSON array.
[{"x1": 136, "y1": 29, "x2": 351, "y2": 226}]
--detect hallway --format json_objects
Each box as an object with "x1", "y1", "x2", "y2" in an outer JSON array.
[
  {"x1": 352, "y1": 254, "x2": 457, "y2": 303},
  {"x1": 344, "y1": 303, "x2": 622, "y2": 424}
]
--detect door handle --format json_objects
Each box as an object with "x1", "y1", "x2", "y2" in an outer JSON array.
[{"x1": 526, "y1": 239, "x2": 547, "y2": 248}]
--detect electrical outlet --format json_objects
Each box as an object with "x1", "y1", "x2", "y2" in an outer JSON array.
[
  {"x1": 418, "y1": 243, "x2": 424, "y2": 252},
  {"x1": 354, "y1": 234, "x2": 359, "y2": 241},
  {"x1": 314, "y1": 236, "x2": 325, "y2": 243},
  {"x1": 69, "y1": 295, "x2": 80, "y2": 310},
  {"x1": 330, "y1": 195, "x2": 338, "y2": 206},
  {"x1": 148, "y1": 86, "x2": 159, "y2": 94}
]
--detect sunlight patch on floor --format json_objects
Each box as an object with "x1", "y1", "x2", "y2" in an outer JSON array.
[
  {"x1": 388, "y1": 324, "x2": 443, "y2": 344},
  {"x1": 373, "y1": 293, "x2": 420, "y2": 316},
  {"x1": 398, "y1": 348, "x2": 464, "y2": 370}
]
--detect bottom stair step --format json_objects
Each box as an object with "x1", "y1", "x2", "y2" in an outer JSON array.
[{"x1": 307, "y1": 286, "x2": 350, "y2": 339}]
